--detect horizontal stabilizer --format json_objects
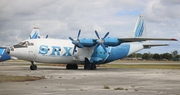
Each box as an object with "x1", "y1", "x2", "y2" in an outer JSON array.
[{"x1": 143, "y1": 44, "x2": 169, "y2": 48}]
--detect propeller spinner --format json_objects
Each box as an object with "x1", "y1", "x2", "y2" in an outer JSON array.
[
  {"x1": 94, "y1": 30, "x2": 109, "y2": 53},
  {"x1": 69, "y1": 30, "x2": 84, "y2": 55}
]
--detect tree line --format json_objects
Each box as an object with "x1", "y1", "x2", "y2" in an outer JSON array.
[{"x1": 127, "y1": 50, "x2": 180, "y2": 61}]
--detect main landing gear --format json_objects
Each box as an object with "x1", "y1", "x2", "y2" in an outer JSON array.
[
  {"x1": 84, "y1": 57, "x2": 97, "y2": 70},
  {"x1": 66, "y1": 64, "x2": 78, "y2": 69},
  {"x1": 66, "y1": 64, "x2": 97, "y2": 70},
  {"x1": 30, "y1": 61, "x2": 37, "y2": 70},
  {"x1": 84, "y1": 64, "x2": 96, "y2": 70}
]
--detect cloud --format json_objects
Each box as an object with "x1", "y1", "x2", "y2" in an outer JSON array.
[
  {"x1": 0, "y1": 0, "x2": 179, "y2": 53},
  {"x1": 143, "y1": 0, "x2": 180, "y2": 22}
]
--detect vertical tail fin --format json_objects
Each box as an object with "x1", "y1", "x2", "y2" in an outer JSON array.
[
  {"x1": 29, "y1": 27, "x2": 40, "y2": 39},
  {"x1": 133, "y1": 15, "x2": 147, "y2": 38}
]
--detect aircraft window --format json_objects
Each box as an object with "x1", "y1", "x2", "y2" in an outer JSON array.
[
  {"x1": 27, "y1": 41, "x2": 34, "y2": 46},
  {"x1": 17, "y1": 41, "x2": 34, "y2": 46},
  {"x1": 42, "y1": 48, "x2": 44, "y2": 51},
  {"x1": 27, "y1": 41, "x2": 31, "y2": 46},
  {"x1": 55, "y1": 49, "x2": 56, "y2": 51},
  {"x1": 59, "y1": 49, "x2": 61, "y2": 51},
  {"x1": 21, "y1": 41, "x2": 27, "y2": 46},
  {"x1": 16, "y1": 41, "x2": 28, "y2": 46},
  {"x1": 48, "y1": 48, "x2": 50, "y2": 51},
  {"x1": 11, "y1": 48, "x2": 14, "y2": 51}
]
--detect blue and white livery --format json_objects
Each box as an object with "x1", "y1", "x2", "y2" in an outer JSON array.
[{"x1": 4, "y1": 16, "x2": 178, "y2": 70}]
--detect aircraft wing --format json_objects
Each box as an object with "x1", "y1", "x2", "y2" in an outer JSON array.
[{"x1": 119, "y1": 37, "x2": 178, "y2": 42}]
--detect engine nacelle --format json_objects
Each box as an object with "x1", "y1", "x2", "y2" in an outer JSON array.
[
  {"x1": 104, "y1": 38, "x2": 122, "y2": 46},
  {"x1": 79, "y1": 38, "x2": 96, "y2": 47}
]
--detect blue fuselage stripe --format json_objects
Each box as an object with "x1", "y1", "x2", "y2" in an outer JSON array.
[{"x1": 90, "y1": 44, "x2": 130, "y2": 64}]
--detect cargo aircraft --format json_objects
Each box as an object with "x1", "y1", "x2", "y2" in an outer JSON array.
[{"x1": 2, "y1": 16, "x2": 178, "y2": 70}]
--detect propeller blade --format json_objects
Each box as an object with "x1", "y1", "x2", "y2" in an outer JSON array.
[
  {"x1": 101, "y1": 44, "x2": 107, "y2": 53},
  {"x1": 77, "y1": 30, "x2": 81, "y2": 39},
  {"x1": 103, "y1": 32, "x2": 109, "y2": 38},
  {"x1": 70, "y1": 29, "x2": 85, "y2": 55},
  {"x1": 94, "y1": 44, "x2": 100, "y2": 51},
  {"x1": 95, "y1": 30, "x2": 100, "y2": 39},
  {"x1": 69, "y1": 37, "x2": 74, "y2": 41},
  {"x1": 72, "y1": 45, "x2": 76, "y2": 55},
  {"x1": 78, "y1": 43, "x2": 84, "y2": 48}
]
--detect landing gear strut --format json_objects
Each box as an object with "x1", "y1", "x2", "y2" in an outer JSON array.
[
  {"x1": 30, "y1": 61, "x2": 37, "y2": 70},
  {"x1": 66, "y1": 64, "x2": 78, "y2": 70}
]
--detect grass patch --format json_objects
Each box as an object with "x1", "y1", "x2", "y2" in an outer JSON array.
[
  {"x1": 80, "y1": 89, "x2": 87, "y2": 91},
  {"x1": 101, "y1": 64, "x2": 180, "y2": 69},
  {"x1": 103, "y1": 85, "x2": 110, "y2": 89},
  {"x1": 0, "y1": 75, "x2": 45, "y2": 83},
  {"x1": 114, "y1": 87, "x2": 124, "y2": 90}
]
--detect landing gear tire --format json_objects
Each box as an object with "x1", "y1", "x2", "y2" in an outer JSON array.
[
  {"x1": 30, "y1": 61, "x2": 37, "y2": 70},
  {"x1": 91, "y1": 64, "x2": 96, "y2": 70},
  {"x1": 72, "y1": 64, "x2": 78, "y2": 69},
  {"x1": 66, "y1": 64, "x2": 78, "y2": 70},
  {"x1": 84, "y1": 64, "x2": 91, "y2": 70},
  {"x1": 84, "y1": 64, "x2": 96, "y2": 70},
  {"x1": 30, "y1": 64, "x2": 37, "y2": 70}
]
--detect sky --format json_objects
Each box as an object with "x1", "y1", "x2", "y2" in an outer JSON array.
[{"x1": 0, "y1": 0, "x2": 179, "y2": 54}]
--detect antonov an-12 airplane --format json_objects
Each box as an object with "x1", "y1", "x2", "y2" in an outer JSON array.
[
  {"x1": 0, "y1": 27, "x2": 48, "y2": 62},
  {"x1": 3, "y1": 16, "x2": 178, "y2": 70}
]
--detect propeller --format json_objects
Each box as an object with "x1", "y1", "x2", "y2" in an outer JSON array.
[
  {"x1": 94, "y1": 30, "x2": 109, "y2": 53},
  {"x1": 69, "y1": 30, "x2": 84, "y2": 55}
]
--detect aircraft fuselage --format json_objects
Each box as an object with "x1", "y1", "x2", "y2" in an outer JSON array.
[{"x1": 8, "y1": 38, "x2": 144, "y2": 64}]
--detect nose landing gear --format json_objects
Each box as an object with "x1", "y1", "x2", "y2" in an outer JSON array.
[{"x1": 30, "y1": 61, "x2": 37, "y2": 70}]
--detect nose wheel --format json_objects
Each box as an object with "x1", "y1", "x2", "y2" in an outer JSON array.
[{"x1": 30, "y1": 61, "x2": 37, "y2": 70}]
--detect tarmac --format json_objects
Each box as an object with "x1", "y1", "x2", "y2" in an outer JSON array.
[{"x1": 0, "y1": 61, "x2": 180, "y2": 95}]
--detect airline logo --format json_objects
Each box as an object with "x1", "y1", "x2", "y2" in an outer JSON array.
[
  {"x1": 31, "y1": 31, "x2": 38, "y2": 39},
  {"x1": 135, "y1": 17, "x2": 144, "y2": 37},
  {"x1": 38, "y1": 45, "x2": 72, "y2": 56}
]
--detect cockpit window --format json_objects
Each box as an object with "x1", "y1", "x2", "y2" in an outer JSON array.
[
  {"x1": 17, "y1": 41, "x2": 34, "y2": 46},
  {"x1": 30, "y1": 43, "x2": 34, "y2": 46},
  {"x1": 13, "y1": 41, "x2": 34, "y2": 48}
]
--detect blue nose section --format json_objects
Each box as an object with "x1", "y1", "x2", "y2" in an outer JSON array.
[{"x1": 0, "y1": 48, "x2": 10, "y2": 62}]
